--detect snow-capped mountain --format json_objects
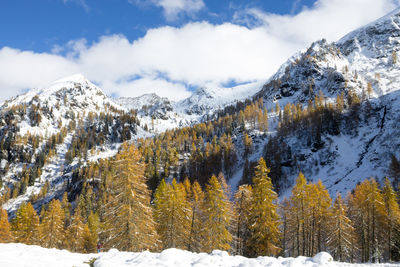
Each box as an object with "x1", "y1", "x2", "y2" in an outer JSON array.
[
  {"x1": 0, "y1": 74, "x2": 145, "y2": 212},
  {"x1": 115, "y1": 81, "x2": 263, "y2": 133},
  {"x1": 248, "y1": 7, "x2": 400, "y2": 195},
  {"x1": 259, "y1": 7, "x2": 400, "y2": 105},
  {"x1": 1, "y1": 74, "x2": 125, "y2": 136},
  {"x1": 116, "y1": 93, "x2": 173, "y2": 119}
]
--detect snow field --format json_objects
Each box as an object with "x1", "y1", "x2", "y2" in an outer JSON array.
[{"x1": 0, "y1": 243, "x2": 399, "y2": 267}]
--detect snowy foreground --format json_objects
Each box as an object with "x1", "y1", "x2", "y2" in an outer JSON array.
[{"x1": 0, "y1": 243, "x2": 399, "y2": 267}]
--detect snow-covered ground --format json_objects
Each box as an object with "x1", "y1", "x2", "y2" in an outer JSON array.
[
  {"x1": 0, "y1": 243, "x2": 399, "y2": 267},
  {"x1": 115, "y1": 81, "x2": 264, "y2": 133}
]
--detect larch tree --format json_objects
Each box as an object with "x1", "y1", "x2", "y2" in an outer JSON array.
[
  {"x1": 202, "y1": 175, "x2": 233, "y2": 252},
  {"x1": 327, "y1": 194, "x2": 355, "y2": 262},
  {"x1": 290, "y1": 172, "x2": 308, "y2": 257},
  {"x1": 61, "y1": 192, "x2": 71, "y2": 227},
  {"x1": 182, "y1": 177, "x2": 192, "y2": 200},
  {"x1": 87, "y1": 211, "x2": 100, "y2": 250},
  {"x1": 65, "y1": 206, "x2": 85, "y2": 252},
  {"x1": 102, "y1": 143, "x2": 158, "y2": 251},
  {"x1": 243, "y1": 133, "x2": 253, "y2": 158},
  {"x1": 0, "y1": 208, "x2": 13, "y2": 243},
  {"x1": 40, "y1": 199, "x2": 65, "y2": 249},
  {"x1": 309, "y1": 180, "x2": 332, "y2": 255},
  {"x1": 281, "y1": 197, "x2": 294, "y2": 257},
  {"x1": 81, "y1": 223, "x2": 97, "y2": 253},
  {"x1": 153, "y1": 178, "x2": 191, "y2": 249},
  {"x1": 234, "y1": 184, "x2": 252, "y2": 256},
  {"x1": 12, "y1": 202, "x2": 40, "y2": 245},
  {"x1": 247, "y1": 158, "x2": 281, "y2": 257},
  {"x1": 349, "y1": 179, "x2": 386, "y2": 262},
  {"x1": 187, "y1": 180, "x2": 205, "y2": 252},
  {"x1": 382, "y1": 178, "x2": 400, "y2": 261}
]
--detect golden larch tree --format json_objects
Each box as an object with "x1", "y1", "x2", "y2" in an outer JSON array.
[
  {"x1": 247, "y1": 157, "x2": 281, "y2": 256},
  {"x1": 349, "y1": 178, "x2": 386, "y2": 262},
  {"x1": 12, "y1": 202, "x2": 40, "y2": 245},
  {"x1": 202, "y1": 175, "x2": 233, "y2": 252},
  {"x1": 289, "y1": 172, "x2": 308, "y2": 256},
  {"x1": 0, "y1": 208, "x2": 13, "y2": 243},
  {"x1": 153, "y1": 178, "x2": 191, "y2": 249},
  {"x1": 234, "y1": 184, "x2": 252, "y2": 256},
  {"x1": 188, "y1": 180, "x2": 205, "y2": 252},
  {"x1": 382, "y1": 178, "x2": 400, "y2": 261},
  {"x1": 327, "y1": 193, "x2": 355, "y2": 262},
  {"x1": 102, "y1": 143, "x2": 159, "y2": 251},
  {"x1": 65, "y1": 206, "x2": 85, "y2": 252},
  {"x1": 40, "y1": 199, "x2": 65, "y2": 249}
]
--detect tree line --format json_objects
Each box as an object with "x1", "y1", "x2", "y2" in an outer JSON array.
[{"x1": 0, "y1": 144, "x2": 399, "y2": 263}]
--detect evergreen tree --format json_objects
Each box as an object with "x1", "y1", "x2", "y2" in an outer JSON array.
[
  {"x1": 202, "y1": 175, "x2": 233, "y2": 252},
  {"x1": 247, "y1": 158, "x2": 281, "y2": 256},
  {"x1": 12, "y1": 202, "x2": 40, "y2": 245},
  {"x1": 102, "y1": 143, "x2": 158, "y2": 251}
]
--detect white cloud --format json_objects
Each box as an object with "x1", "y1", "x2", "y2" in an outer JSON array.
[
  {"x1": 238, "y1": 0, "x2": 400, "y2": 45},
  {"x1": 1, "y1": 0, "x2": 399, "y2": 102},
  {"x1": 130, "y1": 0, "x2": 204, "y2": 21},
  {"x1": 103, "y1": 78, "x2": 192, "y2": 101},
  {"x1": 0, "y1": 47, "x2": 79, "y2": 100}
]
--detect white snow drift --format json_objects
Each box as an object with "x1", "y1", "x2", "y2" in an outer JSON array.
[{"x1": 0, "y1": 243, "x2": 399, "y2": 267}]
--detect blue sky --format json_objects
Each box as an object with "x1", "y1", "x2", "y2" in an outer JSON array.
[
  {"x1": 0, "y1": 0, "x2": 399, "y2": 101},
  {"x1": 0, "y1": 0, "x2": 316, "y2": 52}
]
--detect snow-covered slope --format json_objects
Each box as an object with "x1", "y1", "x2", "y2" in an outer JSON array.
[
  {"x1": 338, "y1": 7, "x2": 400, "y2": 97},
  {"x1": 0, "y1": 74, "x2": 144, "y2": 213},
  {"x1": 1, "y1": 74, "x2": 125, "y2": 137},
  {"x1": 116, "y1": 81, "x2": 263, "y2": 132},
  {"x1": 5, "y1": 74, "x2": 121, "y2": 109},
  {"x1": 1, "y1": 243, "x2": 398, "y2": 267},
  {"x1": 176, "y1": 81, "x2": 264, "y2": 116},
  {"x1": 116, "y1": 93, "x2": 172, "y2": 116},
  {"x1": 248, "y1": 7, "x2": 400, "y2": 195},
  {"x1": 258, "y1": 6, "x2": 400, "y2": 104}
]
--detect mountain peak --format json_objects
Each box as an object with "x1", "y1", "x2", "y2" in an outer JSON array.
[
  {"x1": 1, "y1": 73, "x2": 127, "y2": 116},
  {"x1": 52, "y1": 73, "x2": 89, "y2": 85},
  {"x1": 338, "y1": 7, "x2": 400, "y2": 57}
]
